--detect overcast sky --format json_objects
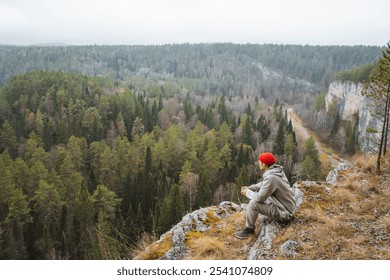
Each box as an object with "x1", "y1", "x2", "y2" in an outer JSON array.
[{"x1": 0, "y1": 0, "x2": 389, "y2": 46}]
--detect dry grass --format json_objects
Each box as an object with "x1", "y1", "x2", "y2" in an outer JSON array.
[
  {"x1": 205, "y1": 209, "x2": 222, "y2": 224},
  {"x1": 186, "y1": 234, "x2": 226, "y2": 259},
  {"x1": 353, "y1": 153, "x2": 377, "y2": 173},
  {"x1": 319, "y1": 153, "x2": 333, "y2": 179},
  {"x1": 132, "y1": 232, "x2": 172, "y2": 260},
  {"x1": 183, "y1": 211, "x2": 262, "y2": 260},
  {"x1": 279, "y1": 173, "x2": 388, "y2": 260},
  {"x1": 270, "y1": 153, "x2": 390, "y2": 260},
  {"x1": 380, "y1": 217, "x2": 390, "y2": 228}
]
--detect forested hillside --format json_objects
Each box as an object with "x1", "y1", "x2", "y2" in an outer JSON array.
[
  {"x1": 0, "y1": 70, "x2": 305, "y2": 259},
  {"x1": 0, "y1": 43, "x2": 383, "y2": 260},
  {"x1": 0, "y1": 44, "x2": 382, "y2": 104}
]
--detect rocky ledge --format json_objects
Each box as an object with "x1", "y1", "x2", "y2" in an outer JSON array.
[{"x1": 136, "y1": 162, "x2": 361, "y2": 260}]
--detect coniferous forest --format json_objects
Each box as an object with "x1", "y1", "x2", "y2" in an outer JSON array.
[{"x1": 0, "y1": 44, "x2": 382, "y2": 259}]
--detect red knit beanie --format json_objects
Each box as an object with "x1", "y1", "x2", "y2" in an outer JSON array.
[{"x1": 258, "y1": 152, "x2": 277, "y2": 166}]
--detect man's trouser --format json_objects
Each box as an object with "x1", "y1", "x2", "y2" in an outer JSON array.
[{"x1": 245, "y1": 199, "x2": 291, "y2": 229}]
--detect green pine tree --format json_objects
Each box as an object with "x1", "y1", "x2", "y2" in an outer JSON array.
[
  {"x1": 159, "y1": 184, "x2": 185, "y2": 232},
  {"x1": 301, "y1": 137, "x2": 321, "y2": 180},
  {"x1": 0, "y1": 120, "x2": 18, "y2": 158},
  {"x1": 4, "y1": 188, "x2": 32, "y2": 259},
  {"x1": 273, "y1": 119, "x2": 286, "y2": 155},
  {"x1": 233, "y1": 166, "x2": 250, "y2": 203},
  {"x1": 195, "y1": 175, "x2": 212, "y2": 208}
]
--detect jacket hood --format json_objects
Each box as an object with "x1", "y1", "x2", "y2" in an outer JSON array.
[{"x1": 263, "y1": 164, "x2": 285, "y2": 178}]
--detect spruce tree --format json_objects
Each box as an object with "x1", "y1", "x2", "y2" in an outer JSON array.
[
  {"x1": 159, "y1": 184, "x2": 184, "y2": 232},
  {"x1": 196, "y1": 175, "x2": 212, "y2": 208},
  {"x1": 218, "y1": 96, "x2": 229, "y2": 123},
  {"x1": 233, "y1": 166, "x2": 249, "y2": 203},
  {"x1": 0, "y1": 120, "x2": 18, "y2": 158},
  {"x1": 0, "y1": 152, "x2": 16, "y2": 220},
  {"x1": 143, "y1": 146, "x2": 154, "y2": 217},
  {"x1": 242, "y1": 116, "x2": 254, "y2": 148},
  {"x1": 42, "y1": 118, "x2": 53, "y2": 151},
  {"x1": 4, "y1": 188, "x2": 32, "y2": 259},
  {"x1": 273, "y1": 119, "x2": 286, "y2": 155},
  {"x1": 32, "y1": 180, "x2": 63, "y2": 257},
  {"x1": 184, "y1": 93, "x2": 195, "y2": 122},
  {"x1": 75, "y1": 185, "x2": 94, "y2": 259},
  {"x1": 301, "y1": 137, "x2": 321, "y2": 180}
]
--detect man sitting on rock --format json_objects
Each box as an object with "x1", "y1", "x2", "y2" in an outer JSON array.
[{"x1": 234, "y1": 152, "x2": 296, "y2": 239}]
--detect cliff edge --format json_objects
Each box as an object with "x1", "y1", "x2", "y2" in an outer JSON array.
[{"x1": 133, "y1": 157, "x2": 390, "y2": 260}]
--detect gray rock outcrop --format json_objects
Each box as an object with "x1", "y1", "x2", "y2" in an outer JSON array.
[
  {"x1": 280, "y1": 240, "x2": 299, "y2": 257},
  {"x1": 325, "y1": 80, "x2": 381, "y2": 153},
  {"x1": 159, "y1": 201, "x2": 241, "y2": 260},
  {"x1": 326, "y1": 162, "x2": 352, "y2": 185}
]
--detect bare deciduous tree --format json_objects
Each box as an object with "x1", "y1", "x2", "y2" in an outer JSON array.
[{"x1": 364, "y1": 42, "x2": 390, "y2": 174}]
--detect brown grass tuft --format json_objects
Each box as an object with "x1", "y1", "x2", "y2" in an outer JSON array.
[
  {"x1": 353, "y1": 153, "x2": 376, "y2": 173},
  {"x1": 189, "y1": 236, "x2": 226, "y2": 259},
  {"x1": 341, "y1": 240, "x2": 370, "y2": 259},
  {"x1": 205, "y1": 209, "x2": 222, "y2": 224},
  {"x1": 132, "y1": 233, "x2": 172, "y2": 260},
  {"x1": 380, "y1": 216, "x2": 390, "y2": 228},
  {"x1": 185, "y1": 231, "x2": 206, "y2": 244},
  {"x1": 331, "y1": 187, "x2": 360, "y2": 213},
  {"x1": 273, "y1": 227, "x2": 297, "y2": 245}
]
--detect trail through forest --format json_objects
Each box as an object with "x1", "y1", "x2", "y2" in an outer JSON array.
[{"x1": 287, "y1": 108, "x2": 345, "y2": 168}]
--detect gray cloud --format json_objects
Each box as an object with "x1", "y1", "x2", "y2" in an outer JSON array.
[{"x1": 0, "y1": 0, "x2": 389, "y2": 45}]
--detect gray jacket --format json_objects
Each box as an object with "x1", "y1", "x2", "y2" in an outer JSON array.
[{"x1": 247, "y1": 164, "x2": 296, "y2": 215}]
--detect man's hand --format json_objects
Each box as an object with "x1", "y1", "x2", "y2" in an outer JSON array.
[{"x1": 240, "y1": 186, "x2": 248, "y2": 196}]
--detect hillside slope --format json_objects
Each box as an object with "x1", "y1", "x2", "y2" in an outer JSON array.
[
  {"x1": 133, "y1": 155, "x2": 390, "y2": 260},
  {"x1": 288, "y1": 108, "x2": 345, "y2": 169},
  {"x1": 0, "y1": 44, "x2": 382, "y2": 106}
]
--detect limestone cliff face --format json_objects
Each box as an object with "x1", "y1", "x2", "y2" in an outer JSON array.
[
  {"x1": 325, "y1": 80, "x2": 381, "y2": 153},
  {"x1": 325, "y1": 81, "x2": 364, "y2": 121}
]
